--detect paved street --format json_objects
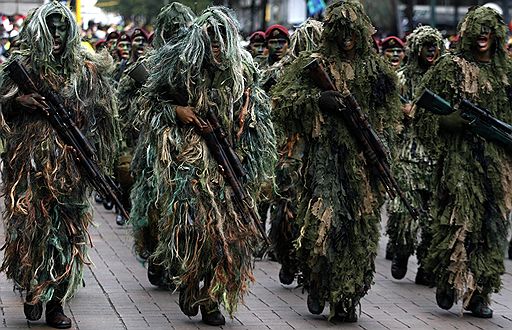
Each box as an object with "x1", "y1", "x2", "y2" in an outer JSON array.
[{"x1": 0, "y1": 204, "x2": 510, "y2": 329}]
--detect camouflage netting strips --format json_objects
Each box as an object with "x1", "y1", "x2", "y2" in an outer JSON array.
[
  {"x1": 0, "y1": 0, "x2": 119, "y2": 303},
  {"x1": 415, "y1": 5, "x2": 512, "y2": 309}
]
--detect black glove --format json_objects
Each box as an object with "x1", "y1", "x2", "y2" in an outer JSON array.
[{"x1": 318, "y1": 90, "x2": 344, "y2": 113}]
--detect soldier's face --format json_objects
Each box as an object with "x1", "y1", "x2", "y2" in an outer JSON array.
[
  {"x1": 208, "y1": 25, "x2": 226, "y2": 64},
  {"x1": 419, "y1": 42, "x2": 440, "y2": 67},
  {"x1": 474, "y1": 25, "x2": 495, "y2": 57},
  {"x1": 267, "y1": 38, "x2": 288, "y2": 59},
  {"x1": 250, "y1": 41, "x2": 265, "y2": 56},
  {"x1": 336, "y1": 31, "x2": 356, "y2": 52},
  {"x1": 384, "y1": 47, "x2": 405, "y2": 69},
  {"x1": 132, "y1": 36, "x2": 146, "y2": 56},
  {"x1": 117, "y1": 40, "x2": 131, "y2": 60},
  {"x1": 46, "y1": 14, "x2": 69, "y2": 57}
]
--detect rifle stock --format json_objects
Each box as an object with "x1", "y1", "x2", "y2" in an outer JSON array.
[
  {"x1": 305, "y1": 58, "x2": 419, "y2": 220},
  {"x1": 5, "y1": 59, "x2": 129, "y2": 221}
]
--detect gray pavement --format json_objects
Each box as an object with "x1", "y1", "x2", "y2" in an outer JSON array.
[{"x1": 0, "y1": 204, "x2": 510, "y2": 329}]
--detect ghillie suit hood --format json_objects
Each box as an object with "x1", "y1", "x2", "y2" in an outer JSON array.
[
  {"x1": 0, "y1": 0, "x2": 119, "y2": 304},
  {"x1": 289, "y1": 18, "x2": 323, "y2": 59},
  {"x1": 152, "y1": 2, "x2": 196, "y2": 50},
  {"x1": 15, "y1": 0, "x2": 82, "y2": 76},
  {"x1": 457, "y1": 5, "x2": 508, "y2": 67},
  {"x1": 396, "y1": 25, "x2": 444, "y2": 100},
  {"x1": 404, "y1": 25, "x2": 444, "y2": 73},
  {"x1": 146, "y1": 6, "x2": 249, "y2": 106},
  {"x1": 133, "y1": 6, "x2": 276, "y2": 316},
  {"x1": 321, "y1": 0, "x2": 376, "y2": 60}
]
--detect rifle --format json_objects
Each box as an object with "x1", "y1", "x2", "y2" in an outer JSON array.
[
  {"x1": 196, "y1": 108, "x2": 271, "y2": 245},
  {"x1": 416, "y1": 89, "x2": 512, "y2": 149},
  {"x1": 5, "y1": 59, "x2": 130, "y2": 221},
  {"x1": 114, "y1": 58, "x2": 128, "y2": 82},
  {"x1": 304, "y1": 59, "x2": 419, "y2": 220}
]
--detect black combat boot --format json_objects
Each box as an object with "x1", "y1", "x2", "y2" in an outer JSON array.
[
  {"x1": 200, "y1": 303, "x2": 225, "y2": 326},
  {"x1": 147, "y1": 258, "x2": 164, "y2": 287},
  {"x1": 23, "y1": 293, "x2": 43, "y2": 321},
  {"x1": 45, "y1": 300, "x2": 71, "y2": 329},
  {"x1": 385, "y1": 241, "x2": 393, "y2": 260},
  {"x1": 179, "y1": 284, "x2": 199, "y2": 317},
  {"x1": 508, "y1": 239, "x2": 512, "y2": 260},
  {"x1": 391, "y1": 253, "x2": 409, "y2": 279},
  {"x1": 466, "y1": 294, "x2": 493, "y2": 318},
  {"x1": 278, "y1": 265, "x2": 295, "y2": 285},
  {"x1": 307, "y1": 293, "x2": 325, "y2": 315},
  {"x1": 435, "y1": 286, "x2": 455, "y2": 310},
  {"x1": 415, "y1": 267, "x2": 433, "y2": 286},
  {"x1": 333, "y1": 303, "x2": 358, "y2": 322}
]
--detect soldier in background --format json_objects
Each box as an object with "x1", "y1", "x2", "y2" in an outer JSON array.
[
  {"x1": 381, "y1": 36, "x2": 405, "y2": 70},
  {"x1": 386, "y1": 25, "x2": 444, "y2": 285},
  {"x1": 247, "y1": 30, "x2": 267, "y2": 66}
]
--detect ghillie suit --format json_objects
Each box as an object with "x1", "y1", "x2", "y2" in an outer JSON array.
[
  {"x1": 267, "y1": 18, "x2": 323, "y2": 285},
  {"x1": 416, "y1": 6, "x2": 512, "y2": 313},
  {"x1": 386, "y1": 25, "x2": 444, "y2": 281},
  {"x1": 0, "y1": 1, "x2": 119, "y2": 304},
  {"x1": 272, "y1": 0, "x2": 400, "y2": 320},
  {"x1": 137, "y1": 6, "x2": 276, "y2": 317},
  {"x1": 123, "y1": 4, "x2": 196, "y2": 277}
]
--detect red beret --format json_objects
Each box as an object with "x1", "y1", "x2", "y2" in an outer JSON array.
[
  {"x1": 106, "y1": 31, "x2": 120, "y2": 41},
  {"x1": 249, "y1": 31, "x2": 265, "y2": 43},
  {"x1": 264, "y1": 24, "x2": 289, "y2": 42},
  {"x1": 381, "y1": 36, "x2": 405, "y2": 50},
  {"x1": 118, "y1": 32, "x2": 132, "y2": 43},
  {"x1": 131, "y1": 28, "x2": 148, "y2": 41}
]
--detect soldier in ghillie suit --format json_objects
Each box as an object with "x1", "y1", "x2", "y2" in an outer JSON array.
[
  {"x1": 415, "y1": 5, "x2": 512, "y2": 318},
  {"x1": 272, "y1": 0, "x2": 400, "y2": 322},
  {"x1": 387, "y1": 25, "x2": 444, "y2": 284},
  {"x1": 135, "y1": 6, "x2": 276, "y2": 326},
  {"x1": 127, "y1": 1, "x2": 196, "y2": 287},
  {"x1": 0, "y1": 1, "x2": 119, "y2": 328},
  {"x1": 381, "y1": 36, "x2": 405, "y2": 71},
  {"x1": 268, "y1": 17, "x2": 323, "y2": 286}
]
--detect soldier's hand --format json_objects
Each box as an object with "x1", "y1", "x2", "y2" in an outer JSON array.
[
  {"x1": 15, "y1": 93, "x2": 48, "y2": 111},
  {"x1": 402, "y1": 103, "x2": 413, "y2": 117},
  {"x1": 175, "y1": 105, "x2": 203, "y2": 127},
  {"x1": 318, "y1": 90, "x2": 344, "y2": 113}
]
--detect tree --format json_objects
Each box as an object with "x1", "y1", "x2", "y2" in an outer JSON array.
[{"x1": 96, "y1": 0, "x2": 211, "y2": 24}]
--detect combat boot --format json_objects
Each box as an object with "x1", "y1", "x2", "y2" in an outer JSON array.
[
  {"x1": 508, "y1": 239, "x2": 512, "y2": 260},
  {"x1": 333, "y1": 303, "x2": 358, "y2": 322},
  {"x1": 435, "y1": 286, "x2": 455, "y2": 310},
  {"x1": 23, "y1": 293, "x2": 42, "y2": 321},
  {"x1": 179, "y1": 284, "x2": 199, "y2": 316},
  {"x1": 307, "y1": 293, "x2": 325, "y2": 315},
  {"x1": 415, "y1": 267, "x2": 433, "y2": 286},
  {"x1": 147, "y1": 257, "x2": 164, "y2": 287},
  {"x1": 45, "y1": 300, "x2": 71, "y2": 329},
  {"x1": 385, "y1": 241, "x2": 393, "y2": 260},
  {"x1": 200, "y1": 303, "x2": 225, "y2": 326},
  {"x1": 391, "y1": 253, "x2": 409, "y2": 279},
  {"x1": 278, "y1": 264, "x2": 295, "y2": 285},
  {"x1": 466, "y1": 294, "x2": 493, "y2": 318}
]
